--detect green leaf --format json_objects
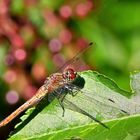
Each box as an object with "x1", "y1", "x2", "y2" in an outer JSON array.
[
  {"x1": 9, "y1": 71, "x2": 140, "y2": 140},
  {"x1": 130, "y1": 71, "x2": 140, "y2": 103}
]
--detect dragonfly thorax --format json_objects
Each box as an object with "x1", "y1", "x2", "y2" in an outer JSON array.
[{"x1": 62, "y1": 68, "x2": 77, "y2": 81}]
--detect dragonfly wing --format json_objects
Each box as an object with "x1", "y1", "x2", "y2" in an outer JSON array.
[
  {"x1": 63, "y1": 92, "x2": 123, "y2": 120},
  {"x1": 59, "y1": 83, "x2": 133, "y2": 120},
  {"x1": 55, "y1": 42, "x2": 94, "y2": 73},
  {"x1": 81, "y1": 87, "x2": 140, "y2": 115},
  {"x1": 63, "y1": 98, "x2": 109, "y2": 128}
]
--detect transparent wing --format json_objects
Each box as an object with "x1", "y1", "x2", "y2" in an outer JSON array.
[
  {"x1": 80, "y1": 85, "x2": 140, "y2": 115},
  {"x1": 55, "y1": 42, "x2": 94, "y2": 73},
  {"x1": 59, "y1": 83, "x2": 140, "y2": 120},
  {"x1": 63, "y1": 89, "x2": 125, "y2": 120}
]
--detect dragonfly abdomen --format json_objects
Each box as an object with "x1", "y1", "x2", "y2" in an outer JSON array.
[{"x1": 0, "y1": 86, "x2": 47, "y2": 127}]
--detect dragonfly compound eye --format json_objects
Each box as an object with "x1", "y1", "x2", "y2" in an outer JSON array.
[{"x1": 63, "y1": 68, "x2": 77, "y2": 81}]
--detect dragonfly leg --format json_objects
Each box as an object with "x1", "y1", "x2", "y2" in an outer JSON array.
[
  {"x1": 71, "y1": 91, "x2": 79, "y2": 96},
  {"x1": 65, "y1": 84, "x2": 80, "y2": 97},
  {"x1": 54, "y1": 90, "x2": 67, "y2": 117},
  {"x1": 59, "y1": 94, "x2": 67, "y2": 117},
  {"x1": 70, "y1": 86, "x2": 81, "y2": 96},
  {"x1": 58, "y1": 99, "x2": 65, "y2": 117}
]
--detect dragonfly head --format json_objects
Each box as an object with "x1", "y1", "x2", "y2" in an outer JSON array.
[{"x1": 62, "y1": 68, "x2": 77, "y2": 81}]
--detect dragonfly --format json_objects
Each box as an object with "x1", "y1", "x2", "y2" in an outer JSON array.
[{"x1": 0, "y1": 42, "x2": 128, "y2": 129}]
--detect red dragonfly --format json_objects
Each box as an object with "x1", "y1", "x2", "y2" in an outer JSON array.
[{"x1": 0, "y1": 42, "x2": 128, "y2": 129}]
